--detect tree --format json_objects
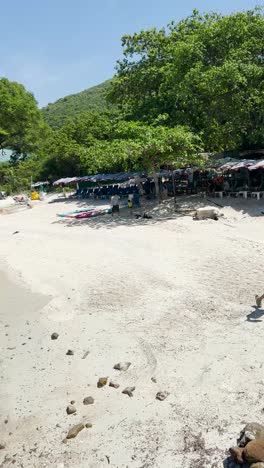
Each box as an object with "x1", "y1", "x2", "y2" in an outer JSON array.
[
  {"x1": 86, "y1": 120, "x2": 202, "y2": 199},
  {"x1": 60, "y1": 110, "x2": 114, "y2": 146},
  {"x1": 0, "y1": 78, "x2": 47, "y2": 161},
  {"x1": 36, "y1": 131, "x2": 87, "y2": 180},
  {"x1": 116, "y1": 121, "x2": 202, "y2": 198},
  {"x1": 108, "y1": 8, "x2": 264, "y2": 151}
]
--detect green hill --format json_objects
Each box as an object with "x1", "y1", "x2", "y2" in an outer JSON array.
[{"x1": 41, "y1": 80, "x2": 112, "y2": 129}]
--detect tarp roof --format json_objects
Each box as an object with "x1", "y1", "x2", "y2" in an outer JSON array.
[
  {"x1": 248, "y1": 159, "x2": 264, "y2": 171},
  {"x1": 219, "y1": 159, "x2": 257, "y2": 171},
  {"x1": 31, "y1": 181, "x2": 49, "y2": 188},
  {"x1": 53, "y1": 168, "x2": 200, "y2": 186}
]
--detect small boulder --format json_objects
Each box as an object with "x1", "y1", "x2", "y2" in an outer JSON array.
[
  {"x1": 97, "y1": 377, "x2": 108, "y2": 388},
  {"x1": 109, "y1": 381, "x2": 120, "y2": 389},
  {"x1": 156, "y1": 391, "x2": 169, "y2": 401},
  {"x1": 83, "y1": 396, "x2": 94, "y2": 405},
  {"x1": 51, "y1": 332, "x2": 59, "y2": 340},
  {"x1": 151, "y1": 377, "x2": 157, "y2": 383},
  {"x1": 70, "y1": 400, "x2": 75, "y2": 405},
  {"x1": 85, "y1": 422, "x2": 92, "y2": 429},
  {"x1": 244, "y1": 439, "x2": 264, "y2": 464},
  {"x1": 66, "y1": 350, "x2": 74, "y2": 356},
  {"x1": 66, "y1": 405, "x2": 77, "y2": 415},
  {"x1": 238, "y1": 423, "x2": 264, "y2": 447},
  {"x1": 0, "y1": 443, "x2": 6, "y2": 450},
  {"x1": 229, "y1": 446, "x2": 244, "y2": 464},
  {"x1": 66, "y1": 423, "x2": 85, "y2": 439},
  {"x1": 114, "y1": 362, "x2": 131, "y2": 371},
  {"x1": 122, "y1": 386, "x2": 135, "y2": 397}
]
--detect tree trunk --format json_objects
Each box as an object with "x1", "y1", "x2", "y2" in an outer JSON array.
[{"x1": 151, "y1": 164, "x2": 160, "y2": 202}]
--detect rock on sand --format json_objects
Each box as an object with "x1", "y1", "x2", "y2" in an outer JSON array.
[{"x1": 66, "y1": 423, "x2": 85, "y2": 439}]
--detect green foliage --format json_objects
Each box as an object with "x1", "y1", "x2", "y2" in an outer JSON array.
[
  {"x1": 60, "y1": 110, "x2": 115, "y2": 146},
  {"x1": 108, "y1": 8, "x2": 264, "y2": 151},
  {"x1": 0, "y1": 78, "x2": 48, "y2": 161},
  {"x1": 0, "y1": 162, "x2": 30, "y2": 193},
  {"x1": 85, "y1": 120, "x2": 202, "y2": 197},
  {"x1": 113, "y1": 120, "x2": 202, "y2": 169},
  {"x1": 41, "y1": 80, "x2": 113, "y2": 129}
]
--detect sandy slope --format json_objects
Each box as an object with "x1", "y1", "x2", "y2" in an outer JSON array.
[{"x1": 0, "y1": 195, "x2": 264, "y2": 468}]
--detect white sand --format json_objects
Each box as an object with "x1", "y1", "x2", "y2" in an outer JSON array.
[{"x1": 0, "y1": 194, "x2": 264, "y2": 467}]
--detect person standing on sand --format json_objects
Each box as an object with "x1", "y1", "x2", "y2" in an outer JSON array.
[
  {"x1": 111, "y1": 194, "x2": 120, "y2": 217},
  {"x1": 256, "y1": 293, "x2": 264, "y2": 308}
]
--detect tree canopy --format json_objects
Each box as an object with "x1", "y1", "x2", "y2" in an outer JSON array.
[
  {"x1": 108, "y1": 8, "x2": 264, "y2": 151},
  {"x1": 0, "y1": 78, "x2": 47, "y2": 162},
  {"x1": 86, "y1": 119, "x2": 202, "y2": 198}
]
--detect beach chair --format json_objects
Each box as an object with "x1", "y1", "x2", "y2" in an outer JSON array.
[{"x1": 251, "y1": 191, "x2": 264, "y2": 200}]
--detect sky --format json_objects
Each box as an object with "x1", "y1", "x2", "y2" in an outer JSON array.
[{"x1": 1, "y1": 0, "x2": 262, "y2": 108}]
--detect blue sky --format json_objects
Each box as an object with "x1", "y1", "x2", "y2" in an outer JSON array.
[{"x1": 1, "y1": 0, "x2": 262, "y2": 107}]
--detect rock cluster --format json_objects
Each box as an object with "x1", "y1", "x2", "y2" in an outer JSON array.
[{"x1": 229, "y1": 423, "x2": 264, "y2": 466}]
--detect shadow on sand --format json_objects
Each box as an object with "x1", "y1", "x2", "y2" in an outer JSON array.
[
  {"x1": 49, "y1": 193, "x2": 264, "y2": 231},
  {"x1": 246, "y1": 305, "x2": 264, "y2": 322}
]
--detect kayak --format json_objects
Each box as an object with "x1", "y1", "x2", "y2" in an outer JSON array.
[
  {"x1": 74, "y1": 208, "x2": 112, "y2": 219},
  {"x1": 57, "y1": 206, "x2": 96, "y2": 217}
]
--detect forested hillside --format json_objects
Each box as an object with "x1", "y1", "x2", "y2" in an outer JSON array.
[{"x1": 41, "y1": 80, "x2": 111, "y2": 129}]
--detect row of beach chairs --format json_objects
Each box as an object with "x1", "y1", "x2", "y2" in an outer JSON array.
[
  {"x1": 73, "y1": 185, "x2": 140, "y2": 200},
  {"x1": 212, "y1": 190, "x2": 264, "y2": 200}
]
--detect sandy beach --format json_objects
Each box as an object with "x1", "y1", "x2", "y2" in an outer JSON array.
[{"x1": 0, "y1": 194, "x2": 264, "y2": 468}]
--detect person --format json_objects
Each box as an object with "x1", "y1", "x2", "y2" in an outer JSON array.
[
  {"x1": 26, "y1": 196, "x2": 32, "y2": 208},
  {"x1": 128, "y1": 198, "x2": 133, "y2": 216},
  {"x1": 111, "y1": 194, "x2": 120, "y2": 216},
  {"x1": 161, "y1": 184, "x2": 168, "y2": 200},
  {"x1": 223, "y1": 180, "x2": 230, "y2": 192},
  {"x1": 255, "y1": 293, "x2": 264, "y2": 308},
  {"x1": 133, "y1": 192, "x2": 140, "y2": 206}
]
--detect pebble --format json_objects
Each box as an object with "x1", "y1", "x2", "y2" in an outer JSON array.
[
  {"x1": 109, "y1": 381, "x2": 120, "y2": 389},
  {"x1": 151, "y1": 377, "x2": 157, "y2": 383},
  {"x1": 66, "y1": 405, "x2": 77, "y2": 415},
  {"x1": 114, "y1": 362, "x2": 131, "y2": 371},
  {"x1": 65, "y1": 423, "x2": 85, "y2": 439},
  {"x1": 66, "y1": 350, "x2": 74, "y2": 356},
  {"x1": 85, "y1": 422, "x2": 92, "y2": 428},
  {"x1": 51, "y1": 333, "x2": 59, "y2": 340},
  {"x1": 83, "y1": 396, "x2": 94, "y2": 405},
  {"x1": 122, "y1": 387, "x2": 135, "y2": 397},
  {"x1": 156, "y1": 391, "x2": 169, "y2": 401},
  {"x1": 0, "y1": 443, "x2": 6, "y2": 450},
  {"x1": 70, "y1": 400, "x2": 75, "y2": 405},
  {"x1": 97, "y1": 377, "x2": 108, "y2": 388}
]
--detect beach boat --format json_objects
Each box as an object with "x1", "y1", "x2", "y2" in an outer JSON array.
[
  {"x1": 56, "y1": 207, "x2": 96, "y2": 217},
  {"x1": 73, "y1": 208, "x2": 112, "y2": 219}
]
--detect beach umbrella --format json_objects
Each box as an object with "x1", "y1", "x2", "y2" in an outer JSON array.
[{"x1": 248, "y1": 160, "x2": 264, "y2": 171}]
